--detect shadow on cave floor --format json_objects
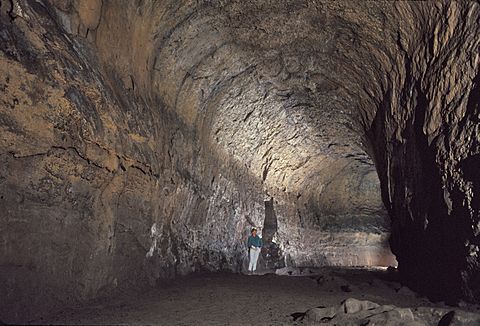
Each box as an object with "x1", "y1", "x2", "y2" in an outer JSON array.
[{"x1": 29, "y1": 267, "x2": 480, "y2": 325}]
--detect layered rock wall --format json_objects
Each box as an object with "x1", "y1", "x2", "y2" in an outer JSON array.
[
  {"x1": 368, "y1": 2, "x2": 480, "y2": 301},
  {"x1": 1, "y1": 0, "x2": 479, "y2": 323}
]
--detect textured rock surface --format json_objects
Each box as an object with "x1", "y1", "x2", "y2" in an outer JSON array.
[
  {"x1": 0, "y1": 0, "x2": 479, "y2": 323},
  {"x1": 302, "y1": 298, "x2": 480, "y2": 326}
]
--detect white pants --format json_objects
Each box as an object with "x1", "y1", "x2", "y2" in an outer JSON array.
[{"x1": 248, "y1": 247, "x2": 260, "y2": 271}]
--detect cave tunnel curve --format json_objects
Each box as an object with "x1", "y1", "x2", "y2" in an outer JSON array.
[{"x1": 1, "y1": 1, "x2": 480, "y2": 323}]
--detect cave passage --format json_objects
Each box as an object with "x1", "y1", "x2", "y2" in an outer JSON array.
[{"x1": 1, "y1": 0, "x2": 480, "y2": 324}]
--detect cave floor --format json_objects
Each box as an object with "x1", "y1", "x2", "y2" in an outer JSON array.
[{"x1": 32, "y1": 268, "x2": 480, "y2": 325}]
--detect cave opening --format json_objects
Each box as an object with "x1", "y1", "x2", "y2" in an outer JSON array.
[{"x1": 261, "y1": 197, "x2": 284, "y2": 270}]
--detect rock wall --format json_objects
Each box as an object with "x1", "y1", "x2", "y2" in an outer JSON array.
[
  {"x1": 367, "y1": 2, "x2": 480, "y2": 301},
  {"x1": 0, "y1": 0, "x2": 479, "y2": 323}
]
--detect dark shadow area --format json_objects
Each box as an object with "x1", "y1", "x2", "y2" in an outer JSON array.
[
  {"x1": 261, "y1": 197, "x2": 285, "y2": 270},
  {"x1": 366, "y1": 81, "x2": 471, "y2": 304}
]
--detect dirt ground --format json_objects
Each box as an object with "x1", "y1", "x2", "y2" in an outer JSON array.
[{"x1": 30, "y1": 268, "x2": 480, "y2": 325}]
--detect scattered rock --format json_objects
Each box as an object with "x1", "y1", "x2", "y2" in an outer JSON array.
[
  {"x1": 342, "y1": 298, "x2": 379, "y2": 314},
  {"x1": 305, "y1": 306, "x2": 337, "y2": 322},
  {"x1": 301, "y1": 299, "x2": 480, "y2": 326},
  {"x1": 290, "y1": 311, "x2": 306, "y2": 322}
]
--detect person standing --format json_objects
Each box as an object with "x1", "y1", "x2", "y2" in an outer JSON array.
[{"x1": 247, "y1": 227, "x2": 263, "y2": 273}]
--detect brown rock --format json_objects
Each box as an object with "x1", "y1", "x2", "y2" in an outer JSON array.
[{"x1": 1, "y1": 0, "x2": 480, "y2": 323}]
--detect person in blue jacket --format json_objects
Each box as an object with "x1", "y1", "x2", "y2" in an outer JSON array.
[{"x1": 247, "y1": 227, "x2": 263, "y2": 273}]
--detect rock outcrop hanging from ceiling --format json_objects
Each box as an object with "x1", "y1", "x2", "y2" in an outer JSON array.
[
  {"x1": 0, "y1": 0, "x2": 479, "y2": 323},
  {"x1": 367, "y1": 2, "x2": 480, "y2": 302}
]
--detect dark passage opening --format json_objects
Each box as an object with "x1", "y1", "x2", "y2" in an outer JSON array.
[{"x1": 262, "y1": 197, "x2": 284, "y2": 270}]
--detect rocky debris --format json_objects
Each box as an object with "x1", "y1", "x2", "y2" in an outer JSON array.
[
  {"x1": 415, "y1": 307, "x2": 480, "y2": 326},
  {"x1": 306, "y1": 306, "x2": 337, "y2": 322},
  {"x1": 300, "y1": 298, "x2": 480, "y2": 326},
  {"x1": 342, "y1": 298, "x2": 380, "y2": 314}
]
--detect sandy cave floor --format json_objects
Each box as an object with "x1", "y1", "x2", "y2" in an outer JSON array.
[{"x1": 30, "y1": 268, "x2": 480, "y2": 325}]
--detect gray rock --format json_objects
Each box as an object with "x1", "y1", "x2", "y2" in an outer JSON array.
[
  {"x1": 300, "y1": 299, "x2": 480, "y2": 326},
  {"x1": 342, "y1": 298, "x2": 380, "y2": 314},
  {"x1": 363, "y1": 308, "x2": 423, "y2": 326},
  {"x1": 416, "y1": 307, "x2": 480, "y2": 326},
  {"x1": 306, "y1": 307, "x2": 337, "y2": 322}
]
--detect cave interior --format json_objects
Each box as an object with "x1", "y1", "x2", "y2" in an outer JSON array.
[{"x1": 1, "y1": 0, "x2": 480, "y2": 324}]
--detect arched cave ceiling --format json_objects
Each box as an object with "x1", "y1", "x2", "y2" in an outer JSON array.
[{"x1": 0, "y1": 1, "x2": 479, "y2": 321}]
